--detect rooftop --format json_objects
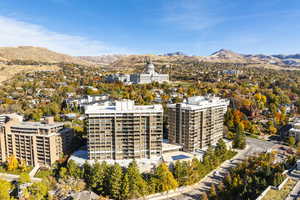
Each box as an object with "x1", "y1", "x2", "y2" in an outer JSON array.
[
  {"x1": 11, "y1": 121, "x2": 64, "y2": 129},
  {"x1": 290, "y1": 128, "x2": 300, "y2": 133},
  {"x1": 69, "y1": 143, "x2": 198, "y2": 172},
  {"x1": 0, "y1": 113, "x2": 23, "y2": 124},
  {"x1": 85, "y1": 99, "x2": 163, "y2": 114},
  {"x1": 167, "y1": 95, "x2": 230, "y2": 110},
  {"x1": 162, "y1": 140, "x2": 183, "y2": 152}
]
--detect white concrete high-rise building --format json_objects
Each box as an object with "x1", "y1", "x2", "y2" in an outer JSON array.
[
  {"x1": 167, "y1": 96, "x2": 229, "y2": 152},
  {"x1": 85, "y1": 100, "x2": 163, "y2": 160}
]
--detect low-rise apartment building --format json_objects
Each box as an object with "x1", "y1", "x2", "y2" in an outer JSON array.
[
  {"x1": 0, "y1": 116, "x2": 74, "y2": 166},
  {"x1": 167, "y1": 96, "x2": 229, "y2": 152},
  {"x1": 289, "y1": 118, "x2": 300, "y2": 142},
  {"x1": 85, "y1": 100, "x2": 163, "y2": 160},
  {"x1": 64, "y1": 94, "x2": 110, "y2": 112}
]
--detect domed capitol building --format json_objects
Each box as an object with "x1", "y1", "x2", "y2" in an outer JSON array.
[
  {"x1": 106, "y1": 58, "x2": 169, "y2": 84},
  {"x1": 130, "y1": 58, "x2": 169, "y2": 84}
]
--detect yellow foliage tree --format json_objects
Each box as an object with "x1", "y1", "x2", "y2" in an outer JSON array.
[
  {"x1": 261, "y1": 95, "x2": 267, "y2": 104},
  {"x1": 254, "y1": 93, "x2": 262, "y2": 101},
  {"x1": 7, "y1": 155, "x2": 18, "y2": 171},
  {"x1": 19, "y1": 159, "x2": 27, "y2": 172},
  {"x1": 242, "y1": 99, "x2": 252, "y2": 107},
  {"x1": 177, "y1": 87, "x2": 185, "y2": 94},
  {"x1": 269, "y1": 126, "x2": 277, "y2": 135},
  {"x1": 161, "y1": 94, "x2": 170, "y2": 102}
]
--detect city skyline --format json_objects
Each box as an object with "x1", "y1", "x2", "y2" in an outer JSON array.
[{"x1": 0, "y1": 0, "x2": 300, "y2": 55}]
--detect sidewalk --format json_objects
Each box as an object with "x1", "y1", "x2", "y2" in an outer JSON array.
[{"x1": 29, "y1": 163, "x2": 40, "y2": 177}]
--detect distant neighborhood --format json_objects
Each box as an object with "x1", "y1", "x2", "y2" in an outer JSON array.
[{"x1": 0, "y1": 48, "x2": 299, "y2": 200}]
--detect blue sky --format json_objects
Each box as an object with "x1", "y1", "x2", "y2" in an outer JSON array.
[{"x1": 0, "y1": 0, "x2": 300, "y2": 56}]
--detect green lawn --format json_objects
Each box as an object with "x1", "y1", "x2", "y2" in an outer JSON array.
[
  {"x1": 262, "y1": 179, "x2": 297, "y2": 200},
  {"x1": 0, "y1": 165, "x2": 33, "y2": 175},
  {"x1": 35, "y1": 169, "x2": 52, "y2": 178},
  {"x1": 170, "y1": 81, "x2": 194, "y2": 87}
]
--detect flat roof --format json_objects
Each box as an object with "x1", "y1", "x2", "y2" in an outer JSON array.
[
  {"x1": 68, "y1": 147, "x2": 162, "y2": 173},
  {"x1": 167, "y1": 96, "x2": 229, "y2": 110},
  {"x1": 85, "y1": 100, "x2": 163, "y2": 114},
  {"x1": 290, "y1": 128, "x2": 300, "y2": 133},
  {"x1": 11, "y1": 121, "x2": 64, "y2": 129},
  {"x1": 69, "y1": 146, "x2": 200, "y2": 172},
  {"x1": 162, "y1": 151, "x2": 199, "y2": 162},
  {"x1": 162, "y1": 142, "x2": 183, "y2": 152}
]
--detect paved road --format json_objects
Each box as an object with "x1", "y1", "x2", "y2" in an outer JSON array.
[{"x1": 167, "y1": 138, "x2": 276, "y2": 200}]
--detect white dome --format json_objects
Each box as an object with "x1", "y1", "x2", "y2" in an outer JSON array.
[
  {"x1": 147, "y1": 63, "x2": 155, "y2": 70},
  {"x1": 146, "y1": 63, "x2": 156, "y2": 74}
]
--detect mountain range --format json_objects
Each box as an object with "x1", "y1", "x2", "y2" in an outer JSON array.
[
  {"x1": 0, "y1": 46, "x2": 299, "y2": 82},
  {"x1": 79, "y1": 49, "x2": 300, "y2": 68},
  {"x1": 0, "y1": 46, "x2": 300, "y2": 69}
]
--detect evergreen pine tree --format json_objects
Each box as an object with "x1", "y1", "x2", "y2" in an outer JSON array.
[
  {"x1": 240, "y1": 133, "x2": 246, "y2": 149},
  {"x1": 173, "y1": 161, "x2": 189, "y2": 186},
  {"x1": 90, "y1": 161, "x2": 108, "y2": 195},
  {"x1": 190, "y1": 158, "x2": 201, "y2": 183},
  {"x1": 67, "y1": 160, "x2": 82, "y2": 179},
  {"x1": 82, "y1": 161, "x2": 92, "y2": 186},
  {"x1": 126, "y1": 160, "x2": 148, "y2": 198},
  {"x1": 107, "y1": 163, "x2": 123, "y2": 199},
  {"x1": 215, "y1": 139, "x2": 227, "y2": 159},
  {"x1": 120, "y1": 173, "x2": 130, "y2": 200},
  {"x1": 203, "y1": 146, "x2": 214, "y2": 169},
  {"x1": 233, "y1": 132, "x2": 246, "y2": 149}
]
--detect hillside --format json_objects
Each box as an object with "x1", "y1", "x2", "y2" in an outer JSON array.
[
  {"x1": 78, "y1": 54, "x2": 126, "y2": 66},
  {"x1": 0, "y1": 46, "x2": 97, "y2": 84},
  {"x1": 0, "y1": 46, "x2": 93, "y2": 66},
  {"x1": 0, "y1": 63, "x2": 60, "y2": 83},
  {"x1": 202, "y1": 49, "x2": 248, "y2": 63},
  {"x1": 202, "y1": 49, "x2": 300, "y2": 67},
  {"x1": 107, "y1": 54, "x2": 201, "y2": 72},
  {"x1": 93, "y1": 49, "x2": 300, "y2": 71}
]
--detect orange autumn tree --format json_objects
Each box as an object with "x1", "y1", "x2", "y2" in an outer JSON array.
[{"x1": 233, "y1": 110, "x2": 244, "y2": 125}]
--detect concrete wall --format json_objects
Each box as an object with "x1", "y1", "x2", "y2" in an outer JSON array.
[{"x1": 256, "y1": 176, "x2": 290, "y2": 200}]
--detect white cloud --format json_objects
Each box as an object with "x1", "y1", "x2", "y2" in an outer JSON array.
[{"x1": 0, "y1": 16, "x2": 128, "y2": 56}]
